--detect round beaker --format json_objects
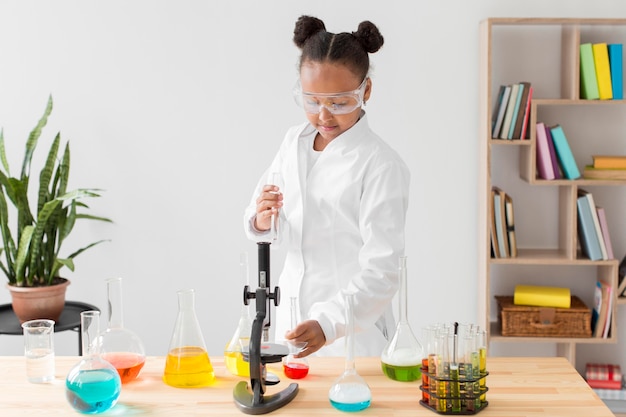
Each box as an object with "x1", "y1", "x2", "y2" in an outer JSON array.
[
  {"x1": 65, "y1": 311, "x2": 122, "y2": 414},
  {"x1": 99, "y1": 277, "x2": 146, "y2": 383},
  {"x1": 163, "y1": 289, "x2": 215, "y2": 387},
  {"x1": 328, "y1": 294, "x2": 371, "y2": 412}
]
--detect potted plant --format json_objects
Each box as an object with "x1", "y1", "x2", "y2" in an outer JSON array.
[{"x1": 0, "y1": 96, "x2": 111, "y2": 323}]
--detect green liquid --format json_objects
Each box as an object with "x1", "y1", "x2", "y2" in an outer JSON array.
[
  {"x1": 450, "y1": 365, "x2": 461, "y2": 412},
  {"x1": 381, "y1": 362, "x2": 422, "y2": 382}
]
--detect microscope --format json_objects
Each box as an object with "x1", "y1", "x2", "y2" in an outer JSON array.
[{"x1": 233, "y1": 242, "x2": 299, "y2": 414}]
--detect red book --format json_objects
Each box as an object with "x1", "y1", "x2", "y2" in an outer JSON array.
[{"x1": 587, "y1": 379, "x2": 622, "y2": 390}]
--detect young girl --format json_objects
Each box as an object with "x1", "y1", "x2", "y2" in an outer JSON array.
[{"x1": 243, "y1": 15, "x2": 410, "y2": 357}]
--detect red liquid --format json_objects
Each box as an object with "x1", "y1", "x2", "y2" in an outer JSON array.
[
  {"x1": 283, "y1": 362, "x2": 309, "y2": 379},
  {"x1": 421, "y1": 358, "x2": 430, "y2": 402},
  {"x1": 101, "y1": 352, "x2": 146, "y2": 383}
]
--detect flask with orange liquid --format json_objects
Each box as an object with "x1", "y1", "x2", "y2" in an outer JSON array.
[
  {"x1": 99, "y1": 277, "x2": 146, "y2": 383},
  {"x1": 163, "y1": 289, "x2": 215, "y2": 387}
]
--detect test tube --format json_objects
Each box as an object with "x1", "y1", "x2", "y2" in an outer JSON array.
[{"x1": 478, "y1": 329, "x2": 487, "y2": 404}]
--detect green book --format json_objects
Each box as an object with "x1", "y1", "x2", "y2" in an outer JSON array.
[{"x1": 580, "y1": 43, "x2": 600, "y2": 100}]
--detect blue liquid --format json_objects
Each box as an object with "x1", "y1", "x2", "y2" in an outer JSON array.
[
  {"x1": 329, "y1": 399, "x2": 371, "y2": 412},
  {"x1": 66, "y1": 369, "x2": 121, "y2": 414}
]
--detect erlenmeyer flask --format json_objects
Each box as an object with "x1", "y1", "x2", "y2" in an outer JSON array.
[
  {"x1": 163, "y1": 289, "x2": 215, "y2": 387},
  {"x1": 328, "y1": 294, "x2": 371, "y2": 412},
  {"x1": 381, "y1": 256, "x2": 423, "y2": 381},
  {"x1": 225, "y1": 252, "x2": 253, "y2": 377},
  {"x1": 66, "y1": 311, "x2": 122, "y2": 414},
  {"x1": 283, "y1": 296, "x2": 309, "y2": 379},
  {"x1": 99, "y1": 277, "x2": 146, "y2": 383}
]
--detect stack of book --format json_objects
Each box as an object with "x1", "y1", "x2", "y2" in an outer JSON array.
[
  {"x1": 536, "y1": 123, "x2": 580, "y2": 180},
  {"x1": 586, "y1": 363, "x2": 623, "y2": 389},
  {"x1": 490, "y1": 186, "x2": 517, "y2": 258},
  {"x1": 592, "y1": 280, "x2": 614, "y2": 338},
  {"x1": 491, "y1": 81, "x2": 533, "y2": 139},
  {"x1": 580, "y1": 42, "x2": 623, "y2": 100},
  {"x1": 577, "y1": 189, "x2": 614, "y2": 261},
  {"x1": 583, "y1": 155, "x2": 626, "y2": 180}
]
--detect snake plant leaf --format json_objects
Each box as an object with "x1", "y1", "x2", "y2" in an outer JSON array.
[
  {"x1": 15, "y1": 225, "x2": 34, "y2": 286},
  {"x1": 21, "y1": 95, "x2": 53, "y2": 181},
  {"x1": 0, "y1": 191, "x2": 16, "y2": 283},
  {"x1": 37, "y1": 132, "x2": 60, "y2": 214},
  {"x1": 66, "y1": 239, "x2": 110, "y2": 261},
  {"x1": 0, "y1": 129, "x2": 9, "y2": 174}
]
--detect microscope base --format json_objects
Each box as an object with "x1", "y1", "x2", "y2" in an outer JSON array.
[{"x1": 233, "y1": 381, "x2": 299, "y2": 415}]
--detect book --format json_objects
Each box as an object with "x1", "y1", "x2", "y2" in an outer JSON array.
[
  {"x1": 492, "y1": 186, "x2": 509, "y2": 258},
  {"x1": 593, "y1": 43, "x2": 613, "y2": 100},
  {"x1": 504, "y1": 193, "x2": 517, "y2": 257},
  {"x1": 519, "y1": 85, "x2": 533, "y2": 140},
  {"x1": 592, "y1": 280, "x2": 609, "y2": 337},
  {"x1": 500, "y1": 83, "x2": 519, "y2": 139},
  {"x1": 550, "y1": 124, "x2": 581, "y2": 179},
  {"x1": 583, "y1": 165, "x2": 626, "y2": 180},
  {"x1": 580, "y1": 43, "x2": 600, "y2": 99},
  {"x1": 544, "y1": 125, "x2": 561, "y2": 179},
  {"x1": 491, "y1": 85, "x2": 506, "y2": 137},
  {"x1": 588, "y1": 379, "x2": 622, "y2": 390},
  {"x1": 609, "y1": 43, "x2": 623, "y2": 100},
  {"x1": 490, "y1": 188, "x2": 501, "y2": 258},
  {"x1": 535, "y1": 122, "x2": 555, "y2": 180},
  {"x1": 596, "y1": 207, "x2": 614, "y2": 260},
  {"x1": 507, "y1": 82, "x2": 525, "y2": 139},
  {"x1": 577, "y1": 190, "x2": 603, "y2": 261},
  {"x1": 492, "y1": 85, "x2": 511, "y2": 138},
  {"x1": 513, "y1": 285, "x2": 571, "y2": 308},
  {"x1": 593, "y1": 155, "x2": 626, "y2": 169},
  {"x1": 584, "y1": 191, "x2": 608, "y2": 260},
  {"x1": 511, "y1": 81, "x2": 531, "y2": 139},
  {"x1": 603, "y1": 282, "x2": 614, "y2": 338}
]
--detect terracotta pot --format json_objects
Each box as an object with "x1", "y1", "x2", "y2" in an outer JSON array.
[{"x1": 6, "y1": 278, "x2": 70, "y2": 324}]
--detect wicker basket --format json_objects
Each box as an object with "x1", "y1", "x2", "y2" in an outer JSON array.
[{"x1": 496, "y1": 295, "x2": 592, "y2": 338}]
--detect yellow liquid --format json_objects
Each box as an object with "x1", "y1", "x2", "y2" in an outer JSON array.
[
  {"x1": 163, "y1": 346, "x2": 215, "y2": 387},
  {"x1": 224, "y1": 351, "x2": 250, "y2": 377},
  {"x1": 479, "y1": 347, "x2": 487, "y2": 402}
]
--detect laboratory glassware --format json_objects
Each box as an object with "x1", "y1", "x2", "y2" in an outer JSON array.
[
  {"x1": 163, "y1": 289, "x2": 215, "y2": 387},
  {"x1": 225, "y1": 252, "x2": 253, "y2": 377},
  {"x1": 381, "y1": 256, "x2": 423, "y2": 382},
  {"x1": 268, "y1": 172, "x2": 284, "y2": 241},
  {"x1": 65, "y1": 311, "x2": 122, "y2": 414},
  {"x1": 99, "y1": 277, "x2": 146, "y2": 383},
  {"x1": 328, "y1": 294, "x2": 371, "y2": 412},
  {"x1": 282, "y1": 297, "x2": 309, "y2": 379}
]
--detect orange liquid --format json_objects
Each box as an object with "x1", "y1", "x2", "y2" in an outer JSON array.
[
  {"x1": 101, "y1": 352, "x2": 145, "y2": 383},
  {"x1": 163, "y1": 346, "x2": 215, "y2": 387}
]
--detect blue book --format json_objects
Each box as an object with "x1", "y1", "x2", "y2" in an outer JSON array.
[
  {"x1": 608, "y1": 43, "x2": 623, "y2": 100},
  {"x1": 550, "y1": 125, "x2": 581, "y2": 179},
  {"x1": 577, "y1": 193, "x2": 603, "y2": 261}
]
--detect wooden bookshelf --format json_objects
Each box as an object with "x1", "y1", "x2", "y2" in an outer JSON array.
[{"x1": 479, "y1": 18, "x2": 626, "y2": 377}]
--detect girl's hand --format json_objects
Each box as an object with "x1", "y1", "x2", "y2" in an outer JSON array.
[
  {"x1": 285, "y1": 320, "x2": 326, "y2": 358},
  {"x1": 254, "y1": 184, "x2": 283, "y2": 231}
]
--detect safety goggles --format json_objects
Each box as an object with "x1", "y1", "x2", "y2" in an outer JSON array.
[{"x1": 292, "y1": 77, "x2": 368, "y2": 115}]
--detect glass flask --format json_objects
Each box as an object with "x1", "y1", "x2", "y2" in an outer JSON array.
[
  {"x1": 65, "y1": 311, "x2": 122, "y2": 414},
  {"x1": 328, "y1": 294, "x2": 371, "y2": 412},
  {"x1": 282, "y1": 296, "x2": 309, "y2": 379},
  {"x1": 163, "y1": 289, "x2": 215, "y2": 387},
  {"x1": 99, "y1": 277, "x2": 146, "y2": 383},
  {"x1": 381, "y1": 256, "x2": 423, "y2": 381},
  {"x1": 224, "y1": 252, "x2": 253, "y2": 377}
]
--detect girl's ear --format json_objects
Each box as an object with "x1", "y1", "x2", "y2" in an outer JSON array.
[{"x1": 363, "y1": 77, "x2": 372, "y2": 103}]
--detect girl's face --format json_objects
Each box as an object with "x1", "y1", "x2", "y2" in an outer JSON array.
[{"x1": 299, "y1": 61, "x2": 371, "y2": 143}]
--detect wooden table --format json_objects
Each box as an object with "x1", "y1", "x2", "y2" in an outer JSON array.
[{"x1": 0, "y1": 356, "x2": 614, "y2": 416}]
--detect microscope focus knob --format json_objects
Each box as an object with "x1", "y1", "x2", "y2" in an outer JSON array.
[{"x1": 272, "y1": 286, "x2": 280, "y2": 306}]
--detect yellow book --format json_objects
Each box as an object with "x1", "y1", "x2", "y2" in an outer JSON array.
[
  {"x1": 592, "y1": 155, "x2": 626, "y2": 169},
  {"x1": 513, "y1": 285, "x2": 571, "y2": 308},
  {"x1": 593, "y1": 43, "x2": 613, "y2": 100}
]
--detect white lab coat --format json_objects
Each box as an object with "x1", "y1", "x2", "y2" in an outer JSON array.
[{"x1": 244, "y1": 112, "x2": 410, "y2": 357}]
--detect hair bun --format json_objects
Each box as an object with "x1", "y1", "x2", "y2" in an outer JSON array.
[
  {"x1": 293, "y1": 15, "x2": 326, "y2": 48},
  {"x1": 352, "y1": 21, "x2": 384, "y2": 53}
]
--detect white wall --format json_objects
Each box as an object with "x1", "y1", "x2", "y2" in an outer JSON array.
[{"x1": 1, "y1": 0, "x2": 626, "y2": 374}]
